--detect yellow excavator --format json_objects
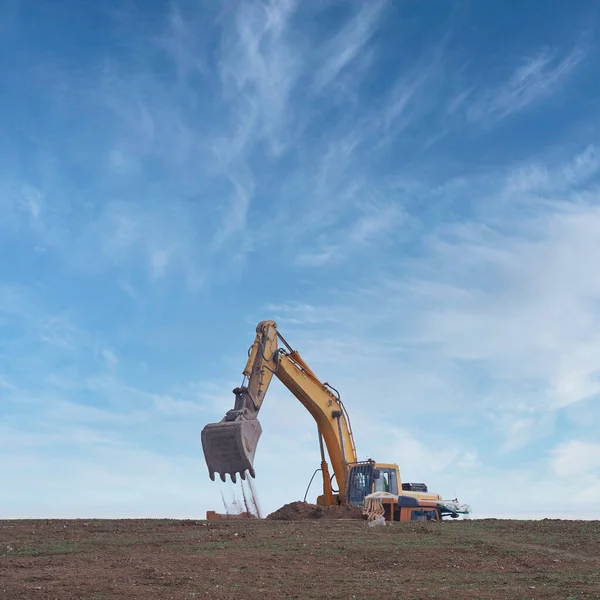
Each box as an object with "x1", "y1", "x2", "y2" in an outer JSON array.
[{"x1": 201, "y1": 320, "x2": 470, "y2": 521}]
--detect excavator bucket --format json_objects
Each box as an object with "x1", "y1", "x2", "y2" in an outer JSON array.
[{"x1": 201, "y1": 418, "x2": 262, "y2": 483}]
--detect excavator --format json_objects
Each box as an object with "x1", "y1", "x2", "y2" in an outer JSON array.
[{"x1": 201, "y1": 320, "x2": 470, "y2": 521}]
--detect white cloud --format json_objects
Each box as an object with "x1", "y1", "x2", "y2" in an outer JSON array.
[
  {"x1": 378, "y1": 59, "x2": 441, "y2": 141},
  {"x1": 20, "y1": 184, "x2": 42, "y2": 220},
  {"x1": 118, "y1": 278, "x2": 138, "y2": 299},
  {"x1": 0, "y1": 439, "x2": 215, "y2": 518},
  {"x1": 39, "y1": 316, "x2": 80, "y2": 349},
  {"x1": 212, "y1": 178, "x2": 253, "y2": 248},
  {"x1": 0, "y1": 364, "x2": 222, "y2": 518},
  {"x1": 356, "y1": 423, "x2": 599, "y2": 518},
  {"x1": 296, "y1": 246, "x2": 340, "y2": 267},
  {"x1": 41, "y1": 400, "x2": 141, "y2": 426},
  {"x1": 551, "y1": 440, "x2": 600, "y2": 477},
  {"x1": 468, "y1": 46, "x2": 586, "y2": 122},
  {"x1": 102, "y1": 349, "x2": 118, "y2": 370},
  {"x1": 398, "y1": 203, "x2": 600, "y2": 410},
  {"x1": 0, "y1": 284, "x2": 30, "y2": 315},
  {"x1": 313, "y1": 2, "x2": 387, "y2": 91},
  {"x1": 108, "y1": 147, "x2": 141, "y2": 176},
  {"x1": 252, "y1": 146, "x2": 600, "y2": 473},
  {"x1": 79, "y1": 199, "x2": 205, "y2": 285},
  {"x1": 160, "y1": 2, "x2": 212, "y2": 84},
  {"x1": 4, "y1": 2, "x2": 599, "y2": 522},
  {"x1": 349, "y1": 204, "x2": 404, "y2": 244},
  {"x1": 0, "y1": 377, "x2": 17, "y2": 391},
  {"x1": 562, "y1": 145, "x2": 600, "y2": 186},
  {"x1": 363, "y1": 424, "x2": 476, "y2": 480},
  {"x1": 461, "y1": 467, "x2": 600, "y2": 519},
  {"x1": 294, "y1": 202, "x2": 404, "y2": 266},
  {"x1": 447, "y1": 86, "x2": 474, "y2": 115},
  {"x1": 149, "y1": 248, "x2": 172, "y2": 279},
  {"x1": 266, "y1": 302, "x2": 339, "y2": 326},
  {"x1": 216, "y1": 0, "x2": 300, "y2": 159},
  {"x1": 504, "y1": 145, "x2": 600, "y2": 197},
  {"x1": 153, "y1": 395, "x2": 207, "y2": 417},
  {"x1": 499, "y1": 415, "x2": 554, "y2": 453}
]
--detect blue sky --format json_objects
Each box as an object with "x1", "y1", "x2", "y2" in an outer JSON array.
[{"x1": 2, "y1": 0, "x2": 600, "y2": 519}]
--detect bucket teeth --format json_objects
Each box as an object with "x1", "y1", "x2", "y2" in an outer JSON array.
[
  {"x1": 201, "y1": 418, "x2": 262, "y2": 484},
  {"x1": 210, "y1": 469, "x2": 249, "y2": 483}
]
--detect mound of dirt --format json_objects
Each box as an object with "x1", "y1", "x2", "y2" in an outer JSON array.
[{"x1": 266, "y1": 501, "x2": 365, "y2": 521}]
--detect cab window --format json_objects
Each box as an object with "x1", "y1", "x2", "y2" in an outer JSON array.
[
  {"x1": 373, "y1": 469, "x2": 398, "y2": 494},
  {"x1": 348, "y1": 470, "x2": 371, "y2": 504}
]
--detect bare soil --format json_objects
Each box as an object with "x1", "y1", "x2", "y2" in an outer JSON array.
[
  {"x1": 1, "y1": 517, "x2": 599, "y2": 599},
  {"x1": 267, "y1": 500, "x2": 364, "y2": 520}
]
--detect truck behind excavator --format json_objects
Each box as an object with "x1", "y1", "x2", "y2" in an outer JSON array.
[{"x1": 201, "y1": 320, "x2": 470, "y2": 521}]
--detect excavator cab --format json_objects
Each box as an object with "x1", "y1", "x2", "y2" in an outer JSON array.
[{"x1": 346, "y1": 461, "x2": 399, "y2": 504}]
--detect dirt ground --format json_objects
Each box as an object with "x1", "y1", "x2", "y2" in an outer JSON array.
[
  {"x1": 267, "y1": 500, "x2": 364, "y2": 520},
  {"x1": 1, "y1": 517, "x2": 599, "y2": 600}
]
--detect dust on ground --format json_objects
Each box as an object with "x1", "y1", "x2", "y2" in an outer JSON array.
[
  {"x1": 267, "y1": 500, "x2": 364, "y2": 520},
  {"x1": 1, "y1": 518, "x2": 599, "y2": 599}
]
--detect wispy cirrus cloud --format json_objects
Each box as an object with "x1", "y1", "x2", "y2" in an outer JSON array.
[
  {"x1": 264, "y1": 145, "x2": 600, "y2": 461},
  {"x1": 467, "y1": 45, "x2": 587, "y2": 123},
  {"x1": 266, "y1": 302, "x2": 340, "y2": 326},
  {"x1": 504, "y1": 144, "x2": 600, "y2": 199},
  {"x1": 349, "y1": 203, "x2": 404, "y2": 244},
  {"x1": 0, "y1": 285, "x2": 119, "y2": 383},
  {"x1": 1, "y1": 283, "x2": 218, "y2": 518},
  {"x1": 295, "y1": 201, "x2": 405, "y2": 266},
  {"x1": 4, "y1": 0, "x2": 600, "y2": 521},
  {"x1": 216, "y1": 0, "x2": 300, "y2": 159},
  {"x1": 398, "y1": 204, "x2": 600, "y2": 411},
  {"x1": 205, "y1": 0, "x2": 303, "y2": 254},
  {"x1": 312, "y1": 1, "x2": 388, "y2": 92}
]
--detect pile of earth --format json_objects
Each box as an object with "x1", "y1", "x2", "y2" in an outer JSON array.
[{"x1": 267, "y1": 501, "x2": 365, "y2": 521}]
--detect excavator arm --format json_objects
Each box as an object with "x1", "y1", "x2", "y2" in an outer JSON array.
[{"x1": 201, "y1": 320, "x2": 357, "y2": 502}]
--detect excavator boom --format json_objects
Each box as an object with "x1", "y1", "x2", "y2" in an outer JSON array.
[
  {"x1": 201, "y1": 320, "x2": 357, "y2": 498},
  {"x1": 201, "y1": 320, "x2": 279, "y2": 483}
]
